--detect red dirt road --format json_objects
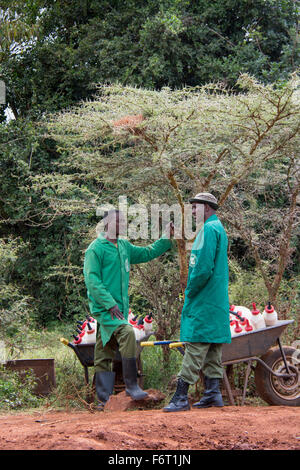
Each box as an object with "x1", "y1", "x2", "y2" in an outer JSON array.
[{"x1": 0, "y1": 405, "x2": 299, "y2": 450}]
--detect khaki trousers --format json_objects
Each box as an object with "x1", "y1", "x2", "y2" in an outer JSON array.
[
  {"x1": 94, "y1": 324, "x2": 136, "y2": 373},
  {"x1": 178, "y1": 342, "x2": 223, "y2": 385}
]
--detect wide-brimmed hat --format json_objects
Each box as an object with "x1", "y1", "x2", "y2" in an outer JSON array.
[{"x1": 189, "y1": 192, "x2": 219, "y2": 210}]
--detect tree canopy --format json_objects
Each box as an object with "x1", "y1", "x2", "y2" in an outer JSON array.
[{"x1": 1, "y1": 0, "x2": 299, "y2": 120}]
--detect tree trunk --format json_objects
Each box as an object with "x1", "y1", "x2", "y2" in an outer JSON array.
[{"x1": 176, "y1": 239, "x2": 188, "y2": 297}]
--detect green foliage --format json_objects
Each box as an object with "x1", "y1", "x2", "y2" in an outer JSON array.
[
  {"x1": 0, "y1": 366, "x2": 40, "y2": 410},
  {"x1": 0, "y1": 0, "x2": 298, "y2": 119},
  {"x1": 0, "y1": 238, "x2": 35, "y2": 356},
  {"x1": 141, "y1": 337, "x2": 183, "y2": 391},
  {"x1": 0, "y1": 119, "x2": 94, "y2": 325}
]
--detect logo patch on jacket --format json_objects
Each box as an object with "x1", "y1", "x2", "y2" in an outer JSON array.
[{"x1": 189, "y1": 254, "x2": 197, "y2": 267}]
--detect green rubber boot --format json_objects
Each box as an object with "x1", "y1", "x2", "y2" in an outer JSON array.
[
  {"x1": 122, "y1": 357, "x2": 148, "y2": 401},
  {"x1": 95, "y1": 371, "x2": 115, "y2": 410}
]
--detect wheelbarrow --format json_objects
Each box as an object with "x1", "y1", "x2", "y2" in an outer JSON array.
[
  {"x1": 221, "y1": 319, "x2": 299, "y2": 406},
  {"x1": 142, "y1": 320, "x2": 299, "y2": 406}
]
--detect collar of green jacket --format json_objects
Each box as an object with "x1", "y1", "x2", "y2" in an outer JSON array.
[
  {"x1": 205, "y1": 214, "x2": 218, "y2": 224},
  {"x1": 97, "y1": 232, "x2": 125, "y2": 244}
]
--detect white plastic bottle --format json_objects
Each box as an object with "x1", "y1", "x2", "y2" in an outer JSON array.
[
  {"x1": 244, "y1": 319, "x2": 254, "y2": 333},
  {"x1": 128, "y1": 314, "x2": 138, "y2": 327},
  {"x1": 251, "y1": 303, "x2": 266, "y2": 330},
  {"x1": 229, "y1": 318, "x2": 236, "y2": 337},
  {"x1": 81, "y1": 321, "x2": 97, "y2": 344},
  {"x1": 128, "y1": 308, "x2": 134, "y2": 322},
  {"x1": 263, "y1": 302, "x2": 278, "y2": 327},
  {"x1": 231, "y1": 320, "x2": 243, "y2": 337},
  {"x1": 233, "y1": 306, "x2": 253, "y2": 322},
  {"x1": 144, "y1": 313, "x2": 154, "y2": 335},
  {"x1": 133, "y1": 324, "x2": 146, "y2": 341}
]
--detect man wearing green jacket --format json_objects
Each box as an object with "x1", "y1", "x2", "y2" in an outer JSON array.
[
  {"x1": 83, "y1": 209, "x2": 172, "y2": 408},
  {"x1": 163, "y1": 193, "x2": 231, "y2": 412}
]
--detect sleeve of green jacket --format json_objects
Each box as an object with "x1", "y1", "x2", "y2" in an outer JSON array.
[
  {"x1": 187, "y1": 225, "x2": 217, "y2": 298},
  {"x1": 128, "y1": 236, "x2": 172, "y2": 264},
  {"x1": 83, "y1": 248, "x2": 116, "y2": 310}
]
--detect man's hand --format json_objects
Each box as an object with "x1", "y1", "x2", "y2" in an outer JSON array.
[{"x1": 109, "y1": 304, "x2": 124, "y2": 320}]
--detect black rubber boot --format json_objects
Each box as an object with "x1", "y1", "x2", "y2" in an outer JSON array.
[
  {"x1": 192, "y1": 377, "x2": 224, "y2": 408},
  {"x1": 163, "y1": 378, "x2": 190, "y2": 412},
  {"x1": 95, "y1": 371, "x2": 115, "y2": 410},
  {"x1": 122, "y1": 357, "x2": 148, "y2": 401}
]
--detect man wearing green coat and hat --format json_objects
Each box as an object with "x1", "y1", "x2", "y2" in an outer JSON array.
[
  {"x1": 163, "y1": 193, "x2": 231, "y2": 412},
  {"x1": 83, "y1": 209, "x2": 172, "y2": 409}
]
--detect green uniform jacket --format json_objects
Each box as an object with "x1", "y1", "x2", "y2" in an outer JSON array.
[
  {"x1": 180, "y1": 214, "x2": 231, "y2": 344},
  {"x1": 83, "y1": 234, "x2": 172, "y2": 346}
]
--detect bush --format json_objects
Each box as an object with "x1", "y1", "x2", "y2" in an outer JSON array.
[{"x1": 0, "y1": 366, "x2": 40, "y2": 410}]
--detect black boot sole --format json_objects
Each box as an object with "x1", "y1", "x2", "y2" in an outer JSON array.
[
  {"x1": 163, "y1": 407, "x2": 190, "y2": 412},
  {"x1": 126, "y1": 390, "x2": 148, "y2": 401},
  {"x1": 163, "y1": 404, "x2": 190, "y2": 412},
  {"x1": 192, "y1": 403, "x2": 224, "y2": 408}
]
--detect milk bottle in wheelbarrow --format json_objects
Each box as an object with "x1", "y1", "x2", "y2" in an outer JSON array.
[
  {"x1": 230, "y1": 304, "x2": 252, "y2": 321},
  {"x1": 133, "y1": 316, "x2": 146, "y2": 341},
  {"x1": 230, "y1": 305, "x2": 254, "y2": 328},
  {"x1": 262, "y1": 302, "x2": 278, "y2": 327},
  {"x1": 250, "y1": 302, "x2": 266, "y2": 330},
  {"x1": 230, "y1": 320, "x2": 243, "y2": 337},
  {"x1": 143, "y1": 312, "x2": 154, "y2": 335},
  {"x1": 79, "y1": 316, "x2": 97, "y2": 344}
]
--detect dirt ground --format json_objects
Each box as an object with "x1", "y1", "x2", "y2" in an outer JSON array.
[{"x1": 0, "y1": 392, "x2": 299, "y2": 451}]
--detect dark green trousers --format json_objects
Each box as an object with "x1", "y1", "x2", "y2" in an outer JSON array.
[
  {"x1": 94, "y1": 324, "x2": 136, "y2": 373},
  {"x1": 178, "y1": 342, "x2": 223, "y2": 385}
]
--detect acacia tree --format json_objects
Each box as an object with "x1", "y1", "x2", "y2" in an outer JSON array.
[
  {"x1": 222, "y1": 150, "x2": 300, "y2": 307},
  {"x1": 43, "y1": 74, "x2": 299, "y2": 302}
]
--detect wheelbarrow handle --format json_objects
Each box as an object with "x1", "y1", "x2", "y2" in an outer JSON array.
[
  {"x1": 60, "y1": 337, "x2": 76, "y2": 351},
  {"x1": 169, "y1": 342, "x2": 185, "y2": 349},
  {"x1": 60, "y1": 337, "x2": 69, "y2": 346},
  {"x1": 140, "y1": 340, "x2": 181, "y2": 347}
]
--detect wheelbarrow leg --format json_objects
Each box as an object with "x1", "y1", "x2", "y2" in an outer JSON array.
[
  {"x1": 241, "y1": 360, "x2": 252, "y2": 406},
  {"x1": 222, "y1": 367, "x2": 235, "y2": 406},
  {"x1": 277, "y1": 338, "x2": 291, "y2": 374},
  {"x1": 84, "y1": 366, "x2": 95, "y2": 404},
  {"x1": 84, "y1": 365, "x2": 89, "y2": 386}
]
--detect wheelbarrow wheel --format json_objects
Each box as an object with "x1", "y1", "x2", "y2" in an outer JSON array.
[{"x1": 254, "y1": 346, "x2": 300, "y2": 406}]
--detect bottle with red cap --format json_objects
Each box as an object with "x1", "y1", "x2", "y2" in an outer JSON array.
[
  {"x1": 73, "y1": 316, "x2": 97, "y2": 344},
  {"x1": 231, "y1": 305, "x2": 252, "y2": 321},
  {"x1": 81, "y1": 321, "x2": 97, "y2": 344},
  {"x1": 128, "y1": 308, "x2": 134, "y2": 322},
  {"x1": 72, "y1": 334, "x2": 82, "y2": 345},
  {"x1": 244, "y1": 319, "x2": 254, "y2": 332},
  {"x1": 229, "y1": 316, "x2": 236, "y2": 336},
  {"x1": 129, "y1": 314, "x2": 138, "y2": 327},
  {"x1": 144, "y1": 312, "x2": 154, "y2": 335},
  {"x1": 132, "y1": 317, "x2": 146, "y2": 341},
  {"x1": 262, "y1": 301, "x2": 278, "y2": 327},
  {"x1": 251, "y1": 302, "x2": 266, "y2": 330},
  {"x1": 231, "y1": 320, "x2": 243, "y2": 337}
]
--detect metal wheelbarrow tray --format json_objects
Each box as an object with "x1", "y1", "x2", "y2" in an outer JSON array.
[
  {"x1": 220, "y1": 320, "x2": 299, "y2": 406},
  {"x1": 67, "y1": 343, "x2": 95, "y2": 386}
]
